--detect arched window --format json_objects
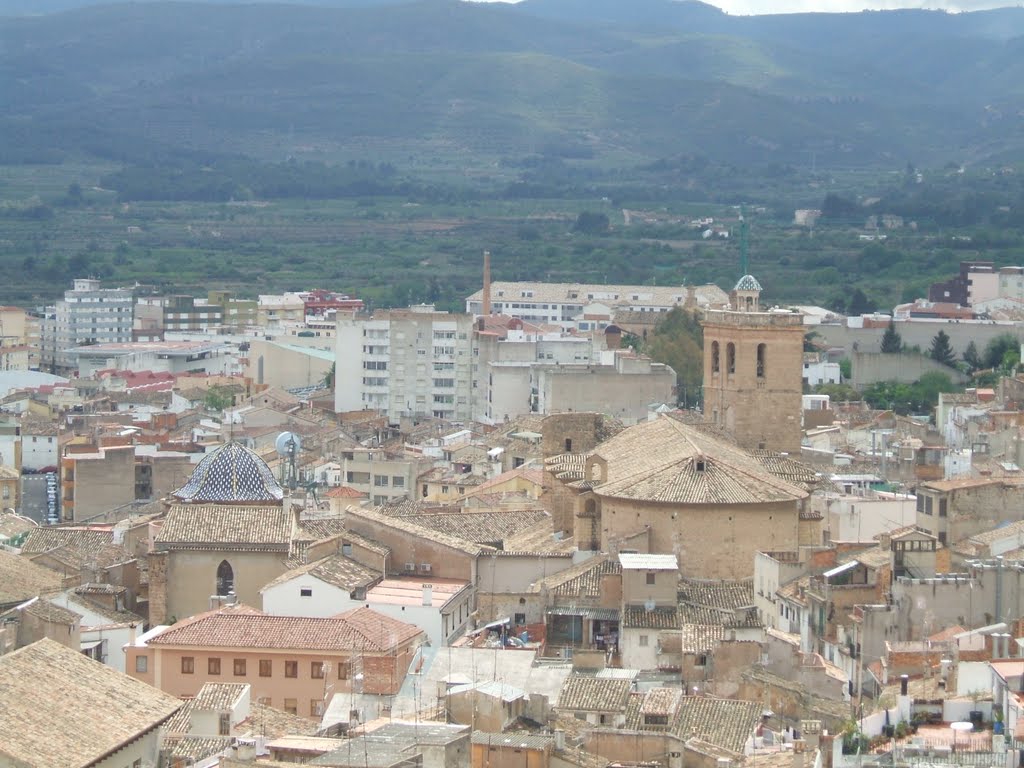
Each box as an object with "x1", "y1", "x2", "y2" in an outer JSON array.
[
  {"x1": 757, "y1": 343, "x2": 766, "y2": 378},
  {"x1": 711, "y1": 341, "x2": 720, "y2": 373},
  {"x1": 216, "y1": 560, "x2": 235, "y2": 597},
  {"x1": 727, "y1": 343, "x2": 736, "y2": 374}
]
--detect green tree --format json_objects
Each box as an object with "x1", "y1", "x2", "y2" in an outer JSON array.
[
  {"x1": 880, "y1": 320, "x2": 903, "y2": 353},
  {"x1": 839, "y1": 358, "x2": 852, "y2": 380},
  {"x1": 984, "y1": 334, "x2": 1021, "y2": 370},
  {"x1": 928, "y1": 330, "x2": 956, "y2": 367},
  {"x1": 962, "y1": 340, "x2": 982, "y2": 372},
  {"x1": 204, "y1": 385, "x2": 234, "y2": 412},
  {"x1": 645, "y1": 306, "x2": 703, "y2": 408},
  {"x1": 573, "y1": 211, "x2": 610, "y2": 235},
  {"x1": 846, "y1": 287, "x2": 876, "y2": 316}
]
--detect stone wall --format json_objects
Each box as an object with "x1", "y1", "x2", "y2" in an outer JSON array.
[{"x1": 600, "y1": 497, "x2": 801, "y2": 579}]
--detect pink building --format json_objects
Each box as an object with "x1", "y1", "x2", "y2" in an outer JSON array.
[{"x1": 126, "y1": 604, "x2": 424, "y2": 720}]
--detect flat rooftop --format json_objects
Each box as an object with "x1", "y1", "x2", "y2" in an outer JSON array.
[{"x1": 366, "y1": 577, "x2": 471, "y2": 609}]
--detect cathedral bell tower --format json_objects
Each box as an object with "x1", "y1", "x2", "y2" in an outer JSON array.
[{"x1": 701, "y1": 274, "x2": 804, "y2": 454}]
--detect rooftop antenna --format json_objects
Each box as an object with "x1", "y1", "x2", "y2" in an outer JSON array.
[
  {"x1": 739, "y1": 204, "x2": 749, "y2": 277},
  {"x1": 275, "y1": 431, "x2": 302, "y2": 490}
]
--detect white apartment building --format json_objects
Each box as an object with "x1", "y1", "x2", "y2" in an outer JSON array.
[
  {"x1": 335, "y1": 306, "x2": 474, "y2": 423},
  {"x1": 464, "y1": 281, "x2": 728, "y2": 329},
  {"x1": 40, "y1": 279, "x2": 134, "y2": 373},
  {"x1": 475, "y1": 326, "x2": 674, "y2": 425}
]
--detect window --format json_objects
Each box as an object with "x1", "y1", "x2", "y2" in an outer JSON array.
[
  {"x1": 373, "y1": 475, "x2": 389, "y2": 487},
  {"x1": 338, "y1": 661, "x2": 351, "y2": 680},
  {"x1": 219, "y1": 713, "x2": 231, "y2": 736},
  {"x1": 514, "y1": 612, "x2": 526, "y2": 625},
  {"x1": 300, "y1": 587, "x2": 313, "y2": 598},
  {"x1": 696, "y1": 654, "x2": 708, "y2": 667},
  {"x1": 646, "y1": 572, "x2": 656, "y2": 585},
  {"x1": 312, "y1": 699, "x2": 325, "y2": 717},
  {"x1": 939, "y1": 499, "x2": 948, "y2": 517},
  {"x1": 285, "y1": 660, "x2": 298, "y2": 678},
  {"x1": 216, "y1": 560, "x2": 234, "y2": 597},
  {"x1": 135, "y1": 655, "x2": 148, "y2": 673},
  {"x1": 727, "y1": 342, "x2": 736, "y2": 374},
  {"x1": 925, "y1": 497, "x2": 933, "y2": 515},
  {"x1": 711, "y1": 341, "x2": 720, "y2": 373},
  {"x1": 233, "y1": 658, "x2": 246, "y2": 676},
  {"x1": 311, "y1": 661, "x2": 325, "y2": 679},
  {"x1": 639, "y1": 635, "x2": 649, "y2": 647},
  {"x1": 644, "y1": 714, "x2": 669, "y2": 726},
  {"x1": 392, "y1": 476, "x2": 404, "y2": 488},
  {"x1": 757, "y1": 343, "x2": 766, "y2": 378},
  {"x1": 565, "y1": 438, "x2": 572, "y2": 452},
  {"x1": 208, "y1": 657, "x2": 221, "y2": 675},
  {"x1": 284, "y1": 698, "x2": 298, "y2": 715},
  {"x1": 258, "y1": 696, "x2": 271, "y2": 706},
  {"x1": 259, "y1": 659, "x2": 272, "y2": 677},
  {"x1": 181, "y1": 656, "x2": 195, "y2": 674}
]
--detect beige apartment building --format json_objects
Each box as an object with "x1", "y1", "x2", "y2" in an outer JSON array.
[{"x1": 127, "y1": 604, "x2": 424, "y2": 719}]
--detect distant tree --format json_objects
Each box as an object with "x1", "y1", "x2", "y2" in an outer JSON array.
[
  {"x1": 66, "y1": 182, "x2": 83, "y2": 205},
  {"x1": 573, "y1": 211, "x2": 610, "y2": 235},
  {"x1": 962, "y1": 340, "x2": 982, "y2": 372},
  {"x1": 984, "y1": 334, "x2": 1021, "y2": 370},
  {"x1": 204, "y1": 385, "x2": 233, "y2": 413},
  {"x1": 846, "y1": 288, "x2": 876, "y2": 316},
  {"x1": 880, "y1": 321, "x2": 903, "y2": 353},
  {"x1": 820, "y1": 193, "x2": 860, "y2": 221},
  {"x1": 815, "y1": 382, "x2": 859, "y2": 402},
  {"x1": 928, "y1": 330, "x2": 956, "y2": 367},
  {"x1": 803, "y1": 331, "x2": 820, "y2": 353}
]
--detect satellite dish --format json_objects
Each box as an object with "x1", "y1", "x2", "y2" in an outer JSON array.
[{"x1": 275, "y1": 431, "x2": 301, "y2": 456}]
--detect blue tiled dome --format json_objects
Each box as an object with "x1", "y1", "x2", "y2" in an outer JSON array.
[
  {"x1": 172, "y1": 442, "x2": 284, "y2": 503},
  {"x1": 734, "y1": 274, "x2": 762, "y2": 292}
]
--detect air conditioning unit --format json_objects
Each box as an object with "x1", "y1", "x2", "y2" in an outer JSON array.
[
  {"x1": 404, "y1": 562, "x2": 416, "y2": 573},
  {"x1": 420, "y1": 563, "x2": 432, "y2": 573}
]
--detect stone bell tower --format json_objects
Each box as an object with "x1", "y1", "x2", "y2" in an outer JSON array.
[{"x1": 701, "y1": 275, "x2": 804, "y2": 454}]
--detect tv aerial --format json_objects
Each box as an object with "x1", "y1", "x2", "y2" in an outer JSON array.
[{"x1": 275, "y1": 431, "x2": 302, "y2": 490}]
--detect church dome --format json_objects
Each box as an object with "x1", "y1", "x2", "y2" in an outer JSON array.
[
  {"x1": 172, "y1": 442, "x2": 284, "y2": 503},
  {"x1": 733, "y1": 274, "x2": 762, "y2": 292}
]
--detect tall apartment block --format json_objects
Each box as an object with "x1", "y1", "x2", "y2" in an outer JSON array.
[
  {"x1": 335, "y1": 306, "x2": 474, "y2": 423},
  {"x1": 39, "y1": 279, "x2": 135, "y2": 374}
]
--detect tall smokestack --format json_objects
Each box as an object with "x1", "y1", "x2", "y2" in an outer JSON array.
[{"x1": 482, "y1": 250, "x2": 492, "y2": 316}]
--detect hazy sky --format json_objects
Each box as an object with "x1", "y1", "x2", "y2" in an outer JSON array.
[{"x1": 474, "y1": 0, "x2": 1017, "y2": 16}]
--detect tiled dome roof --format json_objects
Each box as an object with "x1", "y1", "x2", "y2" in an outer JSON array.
[
  {"x1": 734, "y1": 274, "x2": 762, "y2": 292},
  {"x1": 172, "y1": 442, "x2": 284, "y2": 503}
]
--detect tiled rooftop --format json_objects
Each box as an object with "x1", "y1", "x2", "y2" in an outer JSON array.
[
  {"x1": 157, "y1": 503, "x2": 293, "y2": 550},
  {"x1": 263, "y1": 553, "x2": 381, "y2": 593},
  {"x1": 18, "y1": 597, "x2": 82, "y2": 625},
  {"x1": 672, "y1": 696, "x2": 763, "y2": 754},
  {"x1": 20, "y1": 525, "x2": 113, "y2": 556},
  {"x1": 0, "y1": 549, "x2": 63, "y2": 607},
  {"x1": 679, "y1": 579, "x2": 755, "y2": 611},
  {"x1": 679, "y1": 623, "x2": 726, "y2": 653},
  {"x1": 346, "y1": 506, "x2": 495, "y2": 557},
  {"x1": 622, "y1": 605, "x2": 679, "y2": 630},
  {"x1": 172, "y1": 441, "x2": 285, "y2": 503},
  {"x1": 147, "y1": 604, "x2": 422, "y2": 652},
  {"x1": 193, "y1": 682, "x2": 249, "y2": 711},
  {"x1": 392, "y1": 509, "x2": 550, "y2": 545},
  {"x1": 0, "y1": 638, "x2": 182, "y2": 767},
  {"x1": 551, "y1": 415, "x2": 808, "y2": 505},
  {"x1": 557, "y1": 674, "x2": 633, "y2": 712},
  {"x1": 532, "y1": 555, "x2": 620, "y2": 599}
]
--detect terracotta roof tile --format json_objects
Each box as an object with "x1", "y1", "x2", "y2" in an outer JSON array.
[
  {"x1": 532, "y1": 555, "x2": 620, "y2": 599},
  {"x1": 0, "y1": 549, "x2": 63, "y2": 606},
  {"x1": 679, "y1": 579, "x2": 755, "y2": 611},
  {"x1": 262, "y1": 553, "x2": 381, "y2": 593},
  {"x1": 157, "y1": 504, "x2": 293, "y2": 550},
  {"x1": 193, "y1": 682, "x2": 249, "y2": 711},
  {"x1": 557, "y1": 675, "x2": 633, "y2": 712},
  {"x1": 0, "y1": 638, "x2": 182, "y2": 767},
  {"x1": 622, "y1": 606, "x2": 679, "y2": 630},
  {"x1": 672, "y1": 696, "x2": 763, "y2": 754},
  {"x1": 20, "y1": 525, "x2": 113, "y2": 555},
  {"x1": 147, "y1": 604, "x2": 422, "y2": 652}
]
